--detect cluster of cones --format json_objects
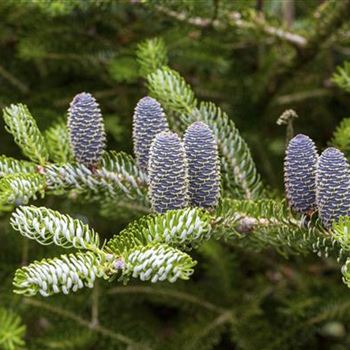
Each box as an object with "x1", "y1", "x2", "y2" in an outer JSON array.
[{"x1": 284, "y1": 134, "x2": 350, "y2": 228}]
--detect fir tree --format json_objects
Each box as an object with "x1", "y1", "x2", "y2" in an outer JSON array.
[{"x1": 2, "y1": 1, "x2": 350, "y2": 349}]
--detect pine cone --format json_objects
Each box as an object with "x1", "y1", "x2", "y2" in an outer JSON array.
[
  {"x1": 284, "y1": 134, "x2": 318, "y2": 214},
  {"x1": 183, "y1": 121, "x2": 221, "y2": 208},
  {"x1": 317, "y1": 147, "x2": 350, "y2": 228},
  {"x1": 68, "y1": 92, "x2": 106, "y2": 167},
  {"x1": 132, "y1": 96, "x2": 169, "y2": 173},
  {"x1": 148, "y1": 131, "x2": 188, "y2": 213}
]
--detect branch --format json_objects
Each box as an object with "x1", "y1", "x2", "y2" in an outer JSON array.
[
  {"x1": 24, "y1": 298, "x2": 152, "y2": 349},
  {"x1": 0, "y1": 64, "x2": 29, "y2": 94},
  {"x1": 186, "y1": 311, "x2": 234, "y2": 349},
  {"x1": 107, "y1": 286, "x2": 228, "y2": 314},
  {"x1": 155, "y1": 5, "x2": 307, "y2": 49},
  {"x1": 225, "y1": 11, "x2": 307, "y2": 48},
  {"x1": 155, "y1": 1, "x2": 350, "y2": 114},
  {"x1": 257, "y1": 0, "x2": 350, "y2": 112},
  {"x1": 274, "y1": 89, "x2": 332, "y2": 105}
]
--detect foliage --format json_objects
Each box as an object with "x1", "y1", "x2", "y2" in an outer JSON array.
[
  {"x1": 331, "y1": 117, "x2": 350, "y2": 159},
  {"x1": 0, "y1": 308, "x2": 26, "y2": 350},
  {"x1": 136, "y1": 38, "x2": 168, "y2": 78},
  {"x1": 2, "y1": 104, "x2": 48, "y2": 165},
  {"x1": 332, "y1": 61, "x2": 350, "y2": 93},
  {"x1": 1, "y1": 1, "x2": 350, "y2": 349},
  {"x1": 45, "y1": 120, "x2": 73, "y2": 163},
  {"x1": 144, "y1": 49, "x2": 263, "y2": 199}
]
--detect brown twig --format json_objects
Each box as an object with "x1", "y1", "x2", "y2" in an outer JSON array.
[
  {"x1": 256, "y1": 0, "x2": 350, "y2": 113},
  {"x1": 155, "y1": 5, "x2": 307, "y2": 49},
  {"x1": 107, "y1": 285, "x2": 228, "y2": 314},
  {"x1": 0, "y1": 64, "x2": 29, "y2": 94},
  {"x1": 274, "y1": 89, "x2": 332, "y2": 105}
]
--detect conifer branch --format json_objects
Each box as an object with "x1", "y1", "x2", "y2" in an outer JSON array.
[
  {"x1": 341, "y1": 258, "x2": 350, "y2": 288},
  {"x1": 147, "y1": 67, "x2": 197, "y2": 114},
  {"x1": 331, "y1": 217, "x2": 350, "y2": 253},
  {"x1": 107, "y1": 208, "x2": 212, "y2": 253},
  {"x1": 11, "y1": 206, "x2": 101, "y2": 251},
  {"x1": 215, "y1": 198, "x2": 334, "y2": 258},
  {"x1": 0, "y1": 64, "x2": 29, "y2": 94},
  {"x1": 184, "y1": 103, "x2": 262, "y2": 199},
  {"x1": 144, "y1": 60, "x2": 263, "y2": 199},
  {"x1": 155, "y1": 5, "x2": 307, "y2": 49},
  {"x1": 12, "y1": 208, "x2": 197, "y2": 296},
  {"x1": 45, "y1": 151, "x2": 148, "y2": 201},
  {"x1": 332, "y1": 61, "x2": 350, "y2": 93},
  {"x1": 331, "y1": 117, "x2": 350, "y2": 159},
  {"x1": 121, "y1": 243, "x2": 196, "y2": 283},
  {"x1": 13, "y1": 252, "x2": 106, "y2": 297},
  {"x1": 136, "y1": 38, "x2": 168, "y2": 77},
  {"x1": 24, "y1": 298, "x2": 151, "y2": 349},
  {"x1": 107, "y1": 286, "x2": 226, "y2": 314},
  {"x1": 100, "y1": 151, "x2": 148, "y2": 199},
  {"x1": 0, "y1": 308, "x2": 26, "y2": 350},
  {"x1": 45, "y1": 120, "x2": 73, "y2": 163},
  {"x1": 0, "y1": 174, "x2": 46, "y2": 207},
  {"x1": 186, "y1": 311, "x2": 234, "y2": 349},
  {"x1": 13, "y1": 244, "x2": 196, "y2": 296},
  {"x1": 0, "y1": 156, "x2": 36, "y2": 177},
  {"x1": 257, "y1": 0, "x2": 350, "y2": 112},
  {"x1": 2, "y1": 104, "x2": 49, "y2": 164}
]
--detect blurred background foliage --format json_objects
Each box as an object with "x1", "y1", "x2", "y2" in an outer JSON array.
[{"x1": 1, "y1": 0, "x2": 350, "y2": 349}]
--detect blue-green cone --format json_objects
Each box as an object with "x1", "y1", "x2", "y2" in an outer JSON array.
[
  {"x1": 284, "y1": 134, "x2": 318, "y2": 214},
  {"x1": 316, "y1": 147, "x2": 350, "y2": 228},
  {"x1": 133, "y1": 96, "x2": 169, "y2": 173},
  {"x1": 68, "y1": 92, "x2": 106, "y2": 167},
  {"x1": 148, "y1": 131, "x2": 188, "y2": 213},
  {"x1": 183, "y1": 121, "x2": 220, "y2": 208}
]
